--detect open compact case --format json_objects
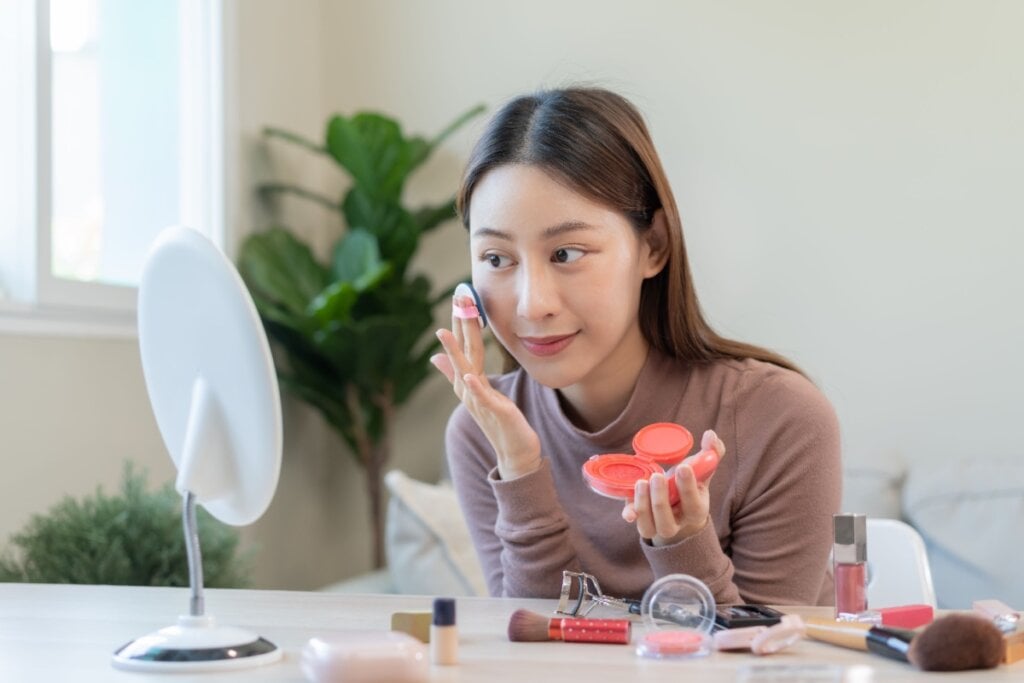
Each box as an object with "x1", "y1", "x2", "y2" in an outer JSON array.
[
  {"x1": 582, "y1": 422, "x2": 719, "y2": 505},
  {"x1": 636, "y1": 574, "x2": 718, "y2": 659}
]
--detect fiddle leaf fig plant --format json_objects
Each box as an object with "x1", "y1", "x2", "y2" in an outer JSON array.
[{"x1": 238, "y1": 105, "x2": 483, "y2": 569}]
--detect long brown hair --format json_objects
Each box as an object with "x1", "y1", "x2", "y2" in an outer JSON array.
[{"x1": 457, "y1": 87, "x2": 802, "y2": 375}]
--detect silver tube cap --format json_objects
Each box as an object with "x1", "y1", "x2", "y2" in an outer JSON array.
[{"x1": 833, "y1": 513, "x2": 867, "y2": 564}]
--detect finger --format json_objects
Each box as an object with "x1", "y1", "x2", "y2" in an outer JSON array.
[
  {"x1": 701, "y1": 429, "x2": 726, "y2": 458},
  {"x1": 648, "y1": 472, "x2": 678, "y2": 537},
  {"x1": 633, "y1": 479, "x2": 655, "y2": 539},
  {"x1": 436, "y1": 328, "x2": 472, "y2": 379},
  {"x1": 461, "y1": 301, "x2": 486, "y2": 372},
  {"x1": 436, "y1": 330, "x2": 468, "y2": 399},
  {"x1": 621, "y1": 502, "x2": 637, "y2": 524},
  {"x1": 675, "y1": 464, "x2": 704, "y2": 516},
  {"x1": 462, "y1": 373, "x2": 499, "y2": 409},
  {"x1": 430, "y1": 353, "x2": 455, "y2": 384},
  {"x1": 451, "y1": 294, "x2": 466, "y2": 354},
  {"x1": 452, "y1": 288, "x2": 486, "y2": 371}
]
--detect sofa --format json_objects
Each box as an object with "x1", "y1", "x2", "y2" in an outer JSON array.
[{"x1": 325, "y1": 457, "x2": 1023, "y2": 609}]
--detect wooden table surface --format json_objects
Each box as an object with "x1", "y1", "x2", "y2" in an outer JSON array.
[{"x1": 0, "y1": 583, "x2": 1019, "y2": 681}]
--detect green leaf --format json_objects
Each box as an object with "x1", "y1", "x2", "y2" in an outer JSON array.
[
  {"x1": 341, "y1": 185, "x2": 380, "y2": 233},
  {"x1": 327, "y1": 113, "x2": 412, "y2": 201},
  {"x1": 307, "y1": 280, "x2": 358, "y2": 325},
  {"x1": 331, "y1": 229, "x2": 381, "y2": 283},
  {"x1": 341, "y1": 192, "x2": 420, "y2": 276},
  {"x1": 239, "y1": 228, "x2": 329, "y2": 314},
  {"x1": 325, "y1": 115, "x2": 377, "y2": 191},
  {"x1": 412, "y1": 199, "x2": 457, "y2": 234}
]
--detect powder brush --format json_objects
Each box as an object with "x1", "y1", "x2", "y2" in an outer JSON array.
[
  {"x1": 507, "y1": 609, "x2": 631, "y2": 645},
  {"x1": 805, "y1": 613, "x2": 1003, "y2": 671}
]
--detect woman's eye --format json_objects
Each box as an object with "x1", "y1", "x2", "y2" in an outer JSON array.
[
  {"x1": 484, "y1": 253, "x2": 511, "y2": 268},
  {"x1": 552, "y1": 247, "x2": 584, "y2": 264}
]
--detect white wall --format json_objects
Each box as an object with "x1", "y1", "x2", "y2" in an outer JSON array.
[
  {"x1": 322, "y1": 0, "x2": 1024, "y2": 471},
  {"x1": 2, "y1": 0, "x2": 1021, "y2": 590}
]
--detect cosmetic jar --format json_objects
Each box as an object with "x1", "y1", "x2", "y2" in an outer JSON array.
[
  {"x1": 584, "y1": 422, "x2": 720, "y2": 505},
  {"x1": 636, "y1": 573, "x2": 715, "y2": 659}
]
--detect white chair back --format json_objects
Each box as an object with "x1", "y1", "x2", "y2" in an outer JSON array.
[{"x1": 865, "y1": 517, "x2": 937, "y2": 608}]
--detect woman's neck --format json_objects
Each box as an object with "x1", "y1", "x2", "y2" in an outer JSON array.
[{"x1": 557, "y1": 333, "x2": 650, "y2": 432}]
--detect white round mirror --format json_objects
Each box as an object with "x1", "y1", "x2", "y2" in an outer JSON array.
[{"x1": 112, "y1": 226, "x2": 283, "y2": 672}]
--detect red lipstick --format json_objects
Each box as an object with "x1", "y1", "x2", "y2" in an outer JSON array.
[{"x1": 519, "y1": 333, "x2": 577, "y2": 357}]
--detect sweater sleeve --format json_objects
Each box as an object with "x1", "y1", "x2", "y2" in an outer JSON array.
[
  {"x1": 444, "y1": 405, "x2": 583, "y2": 598},
  {"x1": 642, "y1": 367, "x2": 842, "y2": 606}
]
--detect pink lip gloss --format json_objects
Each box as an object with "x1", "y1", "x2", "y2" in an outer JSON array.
[{"x1": 833, "y1": 513, "x2": 867, "y2": 618}]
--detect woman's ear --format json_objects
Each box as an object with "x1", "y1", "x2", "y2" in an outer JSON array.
[{"x1": 642, "y1": 209, "x2": 671, "y2": 278}]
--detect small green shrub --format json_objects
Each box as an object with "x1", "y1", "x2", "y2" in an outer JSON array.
[{"x1": 0, "y1": 463, "x2": 251, "y2": 587}]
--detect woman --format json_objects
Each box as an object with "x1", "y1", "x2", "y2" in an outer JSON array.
[{"x1": 431, "y1": 87, "x2": 841, "y2": 605}]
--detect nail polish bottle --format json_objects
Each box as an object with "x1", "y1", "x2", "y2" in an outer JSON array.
[
  {"x1": 430, "y1": 597, "x2": 457, "y2": 665},
  {"x1": 833, "y1": 513, "x2": 867, "y2": 618}
]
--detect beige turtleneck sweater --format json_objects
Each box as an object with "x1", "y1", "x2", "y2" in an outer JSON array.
[{"x1": 445, "y1": 349, "x2": 842, "y2": 605}]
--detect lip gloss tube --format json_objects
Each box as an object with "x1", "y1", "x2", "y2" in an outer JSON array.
[{"x1": 833, "y1": 513, "x2": 867, "y2": 619}]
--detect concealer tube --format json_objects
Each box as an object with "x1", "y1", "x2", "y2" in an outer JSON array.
[{"x1": 430, "y1": 597, "x2": 458, "y2": 665}]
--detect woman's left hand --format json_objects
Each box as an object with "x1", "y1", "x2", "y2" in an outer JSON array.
[{"x1": 621, "y1": 429, "x2": 726, "y2": 546}]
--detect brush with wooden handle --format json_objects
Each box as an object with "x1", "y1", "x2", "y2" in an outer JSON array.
[{"x1": 805, "y1": 613, "x2": 1003, "y2": 671}]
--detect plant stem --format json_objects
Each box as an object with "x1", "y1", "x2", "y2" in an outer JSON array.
[
  {"x1": 344, "y1": 384, "x2": 389, "y2": 569},
  {"x1": 430, "y1": 103, "x2": 486, "y2": 150},
  {"x1": 260, "y1": 183, "x2": 342, "y2": 214},
  {"x1": 263, "y1": 127, "x2": 328, "y2": 156}
]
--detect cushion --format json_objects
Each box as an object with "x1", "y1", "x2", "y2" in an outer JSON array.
[
  {"x1": 902, "y1": 457, "x2": 1024, "y2": 609},
  {"x1": 384, "y1": 470, "x2": 487, "y2": 597}
]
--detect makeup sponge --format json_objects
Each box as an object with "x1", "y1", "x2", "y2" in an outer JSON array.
[{"x1": 907, "y1": 613, "x2": 1003, "y2": 671}]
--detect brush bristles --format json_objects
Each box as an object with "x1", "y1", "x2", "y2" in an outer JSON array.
[
  {"x1": 507, "y1": 609, "x2": 555, "y2": 642},
  {"x1": 908, "y1": 613, "x2": 1004, "y2": 672}
]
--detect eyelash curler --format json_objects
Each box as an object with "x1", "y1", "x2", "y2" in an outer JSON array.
[{"x1": 555, "y1": 571, "x2": 641, "y2": 617}]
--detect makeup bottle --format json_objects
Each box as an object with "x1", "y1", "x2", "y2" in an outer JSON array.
[
  {"x1": 833, "y1": 513, "x2": 867, "y2": 618},
  {"x1": 430, "y1": 597, "x2": 457, "y2": 665}
]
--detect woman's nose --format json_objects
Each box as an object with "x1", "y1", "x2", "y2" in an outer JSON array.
[{"x1": 516, "y1": 263, "x2": 559, "y2": 321}]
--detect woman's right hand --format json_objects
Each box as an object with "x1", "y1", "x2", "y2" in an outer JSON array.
[{"x1": 431, "y1": 292, "x2": 542, "y2": 480}]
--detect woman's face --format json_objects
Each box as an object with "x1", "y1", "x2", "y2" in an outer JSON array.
[{"x1": 468, "y1": 164, "x2": 664, "y2": 391}]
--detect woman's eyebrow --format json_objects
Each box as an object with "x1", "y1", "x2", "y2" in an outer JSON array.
[
  {"x1": 542, "y1": 220, "x2": 595, "y2": 239},
  {"x1": 472, "y1": 221, "x2": 596, "y2": 241},
  {"x1": 471, "y1": 227, "x2": 514, "y2": 241}
]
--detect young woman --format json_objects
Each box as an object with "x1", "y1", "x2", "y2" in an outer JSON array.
[{"x1": 430, "y1": 87, "x2": 841, "y2": 606}]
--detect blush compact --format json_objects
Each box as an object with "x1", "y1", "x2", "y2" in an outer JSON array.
[
  {"x1": 635, "y1": 573, "x2": 716, "y2": 660},
  {"x1": 582, "y1": 422, "x2": 718, "y2": 505}
]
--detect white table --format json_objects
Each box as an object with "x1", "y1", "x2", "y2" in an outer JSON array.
[{"x1": 0, "y1": 583, "x2": 1019, "y2": 681}]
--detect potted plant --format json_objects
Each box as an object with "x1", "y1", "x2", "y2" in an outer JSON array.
[
  {"x1": 0, "y1": 463, "x2": 249, "y2": 586},
  {"x1": 238, "y1": 105, "x2": 483, "y2": 569}
]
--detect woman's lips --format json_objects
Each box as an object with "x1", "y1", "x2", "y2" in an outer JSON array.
[{"x1": 518, "y1": 332, "x2": 578, "y2": 357}]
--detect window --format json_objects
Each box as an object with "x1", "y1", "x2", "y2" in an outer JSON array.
[{"x1": 0, "y1": 0, "x2": 224, "y2": 334}]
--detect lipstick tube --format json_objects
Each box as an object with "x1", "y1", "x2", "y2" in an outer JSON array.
[
  {"x1": 833, "y1": 513, "x2": 868, "y2": 618},
  {"x1": 549, "y1": 617, "x2": 631, "y2": 644}
]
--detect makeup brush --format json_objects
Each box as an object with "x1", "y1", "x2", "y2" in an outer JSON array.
[
  {"x1": 805, "y1": 613, "x2": 1004, "y2": 672},
  {"x1": 507, "y1": 609, "x2": 631, "y2": 645}
]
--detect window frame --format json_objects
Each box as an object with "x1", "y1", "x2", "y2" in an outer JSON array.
[{"x1": 0, "y1": 0, "x2": 227, "y2": 338}]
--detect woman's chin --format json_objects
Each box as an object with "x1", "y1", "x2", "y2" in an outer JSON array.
[{"x1": 515, "y1": 357, "x2": 585, "y2": 390}]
